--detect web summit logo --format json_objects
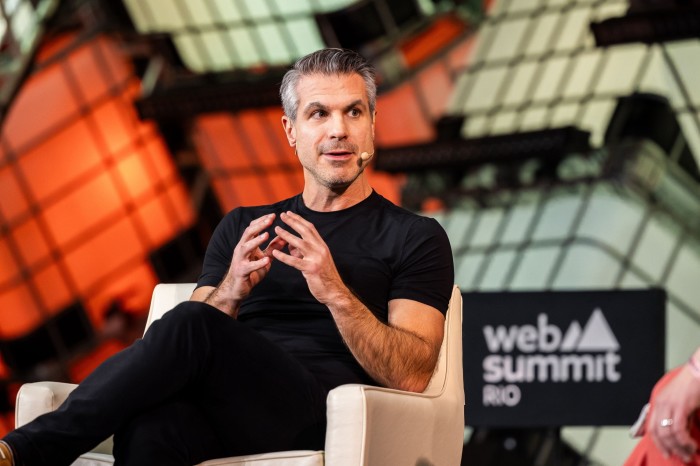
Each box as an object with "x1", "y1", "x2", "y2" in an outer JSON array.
[{"x1": 481, "y1": 309, "x2": 621, "y2": 407}]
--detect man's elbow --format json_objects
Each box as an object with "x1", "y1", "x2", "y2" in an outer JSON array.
[{"x1": 395, "y1": 370, "x2": 433, "y2": 393}]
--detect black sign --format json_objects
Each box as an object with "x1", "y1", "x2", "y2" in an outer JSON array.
[{"x1": 463, "y1": 289, "x2": 665, "y2": 427}]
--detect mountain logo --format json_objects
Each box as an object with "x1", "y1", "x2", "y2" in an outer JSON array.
[{"x1": 573, "y1": 308, "x2": 619, "y2": 352}]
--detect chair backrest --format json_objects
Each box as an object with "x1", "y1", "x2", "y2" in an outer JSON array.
[
  {"x1": 423, "y1": 285, "x2": 464, "y2": 399},
  {"x1": 323, "y1": 285, "x2": 465, "y2": 466},
  {"x1": 144, "y1": 283, "x2": 197, "y2": 335},
  {"x1": 421, "y1": 285, "x2": 465, "y2": 464}
]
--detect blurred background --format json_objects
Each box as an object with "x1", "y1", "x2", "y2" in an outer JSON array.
[{"x1": 0, "y1": 0, "x2": 698, "y2": 464}]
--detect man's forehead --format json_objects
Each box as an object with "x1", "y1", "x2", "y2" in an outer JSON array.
[{"x1": 296, "y1": 73, "x2": 368, "y2": 106}]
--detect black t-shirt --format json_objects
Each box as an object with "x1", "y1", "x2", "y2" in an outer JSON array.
[{"x1": 197, "y1": 191, "x2": 454, "y2": 391}]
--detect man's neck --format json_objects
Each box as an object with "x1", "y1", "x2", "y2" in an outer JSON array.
[{"x1": 302, "y1": 180, "x2": 372, "y2": 212}]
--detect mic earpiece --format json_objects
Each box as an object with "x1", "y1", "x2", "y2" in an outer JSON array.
[{"x1": 360, "y1": 151, "x2": 374, "y2": 162}]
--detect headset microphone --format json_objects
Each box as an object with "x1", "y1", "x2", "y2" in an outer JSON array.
[{"x1": 360, "y1": 151, "x2": 374, "y2": 162}]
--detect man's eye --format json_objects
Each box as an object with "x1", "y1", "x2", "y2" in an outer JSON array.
[
  {"x1": 349, "y1": 109, "x2": 361, "y2": 117},
  {"x1": 311, "y1": 110, "x2": 326, "y2": 118}
]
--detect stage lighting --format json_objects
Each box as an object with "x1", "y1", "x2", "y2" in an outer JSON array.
[
  {"x1": 591, "y1": 2, "x2": 700, "y2": 45},
  {"x1": 374, "y1": 127, "x2": 591, "y2": 173},
  {"x1": 314, "y1": 0, "x2": 423, "y2": 53},
  {"x1": 605, "y1": 93, "x2": 700, "y2": 182}
]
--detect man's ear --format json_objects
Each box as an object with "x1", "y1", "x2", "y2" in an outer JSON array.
[{"x1": 282, "y1": 115, "x2": 296, "y2": 147}]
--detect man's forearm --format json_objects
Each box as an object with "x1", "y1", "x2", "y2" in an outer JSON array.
[
  {"x1": 203, "y1": 285, "x2": 241, "y2": 318},
  {"x1": 327, "y1": 291, "x2": 439, "y2": 392}
]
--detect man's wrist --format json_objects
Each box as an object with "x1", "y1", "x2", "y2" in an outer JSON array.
[
  {"x1": 204, "y1": 287, "x2": 241, "y2": 318},
  {"x1": 323, "y1": 285, "x2": 360, "y2": 312}
]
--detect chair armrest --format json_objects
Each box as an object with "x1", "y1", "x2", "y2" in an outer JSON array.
[
  {"x1": 324, "y1": 384, "x2": 463, "y2": 466},
  {"x1": 15, "y1": 382, "x2": 114, "y2": 456},
  {"x1": 15, "y1": 381, "x2": 78, "y2": 428}
]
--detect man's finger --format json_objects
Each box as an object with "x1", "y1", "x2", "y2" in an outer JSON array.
[
  {"x1": 241, "y1": 213, "x2": 275, "y2": 241},
  {"x1": 271, "y1": 249, "x2": 304, "y2": 270},
  {"x1": 264, "y1": 236, "x2": 287, "y2": 257},
  {"x1": 280, "y1": 211, "x2": 317, "y2": 238},
  {"x1": 274, "y1": 226, "x2": 303, "y2": 250},
  {"x1": 289, "y1": 244, "x2": 303, "y2": 259},
  {"x1": 252, "y1": 212, "x2": 275, "y2": 225},
  {"x1": 237, "y1": 256, "x2": 271, "y2": 276},
  {"x1": 239, "y1": 231, "x2": 269, "y2": 256}
]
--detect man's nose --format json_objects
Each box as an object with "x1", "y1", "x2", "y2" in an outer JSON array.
[{"x1": 328, "y1": 114, "x2": 348, "y2": 139}]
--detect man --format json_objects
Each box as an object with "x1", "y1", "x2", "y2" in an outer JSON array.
[{"x1": 1, "y1": 48, "x2": 453, "y2": 466}]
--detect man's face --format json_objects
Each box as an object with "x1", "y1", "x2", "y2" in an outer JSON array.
[{"x1": 282, "y1": 73, "x2": 375, "y2": 191}]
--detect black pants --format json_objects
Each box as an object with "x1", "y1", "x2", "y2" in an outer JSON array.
[{"x1": 4, "y1": 301, "x2": 328, "y2": 466}]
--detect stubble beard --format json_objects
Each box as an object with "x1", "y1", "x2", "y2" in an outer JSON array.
[
  {"x1": 301, "y1": 141, "x2": 366, "y2": 190},
  {"x1": 305, "y1": 159, "x2": 363, "y2": 192}
]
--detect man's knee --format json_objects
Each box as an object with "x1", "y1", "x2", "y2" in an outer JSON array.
[
  {"x1": 145, "y1": 300, "x2": 235, "y2": 346},
  {"x1": 155, "y1": 300, "x2": 224, "y2": 328}
]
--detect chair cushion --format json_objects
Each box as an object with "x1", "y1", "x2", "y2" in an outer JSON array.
[
  {"x1": 70, "y1": 450, "x2": 324, "y2": 466},
  {"x1": 198, "y1": 450, "x2": 324, "y2": 466},
  {"x1": 71, "y1": 452, "x2": 115, "y2": 465}
]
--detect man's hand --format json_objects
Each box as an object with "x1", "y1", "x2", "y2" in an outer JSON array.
[
  {"x1": 271, "y1": 211, "x2": 346, "y2": 305},
  {"x1": 202, "y1": 213, "x2": 286, "y2": 317}
]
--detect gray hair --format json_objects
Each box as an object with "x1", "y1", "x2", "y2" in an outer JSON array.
[{"x1": 280, "y1": 48, "x2": 377, "y2": 121}]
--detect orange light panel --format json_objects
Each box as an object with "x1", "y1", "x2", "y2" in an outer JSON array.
[
  {"x1": 145, "y1": 137, "x2": 178, "y2": 184},
  {"x1": 12, "y1": 217, "x2": 50, "y2": 269},
  {"x1": 239, "y1": 110, "x2": 288, "y2": 166},
  {"x1": 375, "y1": 83, "x2": 435, "y2": 146},
  {"x1": 116, "y1": 152, "x2": 155, "y2": 202},
  {"x1": 400, "y1": 15, "x2": 467, "y2": 69},
  {"x1": 3, "y1": 66, "x2": 79, "y2": 153},
  {"x1": 0, "y1": 238, "x2": 19, "y2": 285},
  {"x1": 417, "y1": 62, "x2": 454, "y2": 120},
  {"x1": 20, "y1": 120, "x2": 103, "y2": 203},
  {"x1": 265, "y1": 170, "x2": 305, "y2": 202},
  {"x1": 0, "y1": 32, "x2": 194, "y2": 383},
  {"x1": 63, "y1": 217, "x2": 144, "y2": 295},
  {"x1": 31, "y1": 263, "x2": 72, "y2": 314},
  {"x1": 43, "y1": 171, "x2": 124, "y2": 247},
  {"x1": 93, "y1": 99, "x2": 139, "y2": 155},
  {"x1": 0, "y1": 166, "x2": 30, "y2": 223},
  {"x1": 0, "y1": 284, "x2": 43, "y2": 339},
  {"x1": 196, "y1": 113, "x2": 258, "y2": 171},
  {"x1": 167, "y1": 183, "x2": 196, "y2": 228},
  {"x1": 65, "y1": 41, "x2": 114, "y2": 104}
]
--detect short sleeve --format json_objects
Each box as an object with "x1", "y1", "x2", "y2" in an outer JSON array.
[
  {"x1": 389, "y1": 217, "x2": 454, "y2": 314},
  {"x1": 197, "y1": 209, "x2": 240, "y2": 289}
]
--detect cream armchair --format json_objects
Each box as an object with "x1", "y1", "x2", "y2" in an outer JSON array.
[{"x1": 15, "y1": 284, "x2": 465, "y2": 466}]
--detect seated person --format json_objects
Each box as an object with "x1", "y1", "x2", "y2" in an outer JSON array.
[
  {"x1": 0, "y1": 48, "x2": 454, "y2": 466},
  {"x1": 625, "y1": 347, "x2": 700, "y2": 466}
]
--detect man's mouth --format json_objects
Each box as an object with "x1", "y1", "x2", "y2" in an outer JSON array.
[
  {"x1": 323, "y1": 150, "x2": 354, "y2": 159},
  {"x1": 319, "y1": 142, "x2": 358, "y2": 159}
]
